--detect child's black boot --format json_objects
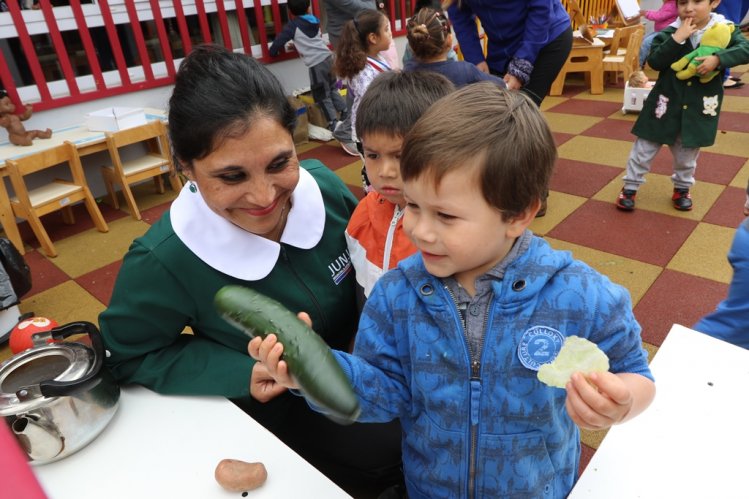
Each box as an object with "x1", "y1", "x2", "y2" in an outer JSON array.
[{"x1": 672, "y1": 188, "x2": 692, "y2": 211}]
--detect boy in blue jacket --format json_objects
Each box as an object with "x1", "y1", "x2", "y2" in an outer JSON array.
[
  {"x1": 250, "y1": 83, "x2": 656, "y2": 498},
  {"x1": 270, "y1": 0, "x2": 347, "y2": 131}
]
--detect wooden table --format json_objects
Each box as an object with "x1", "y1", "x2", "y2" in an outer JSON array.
[
  {"x1": 569, "y1": 324, "x2": 749, "y2": 498},
  {"x1": 549, "y1": 36, "x2": 605, "y2": 96},
  {"x1": 33, "y1": 385, "x2": 351, "y2": 498},
  {"x1": 0, "y1": 110, "x2": 167, "y2": 254}
]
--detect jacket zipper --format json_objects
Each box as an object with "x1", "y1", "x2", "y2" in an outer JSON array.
[
  {"x1": 382, "y1": 205, "x2": 404, "y2": 272},
  {"x1": 444, "y1": 284, "x2": 489, "y2": 499},
  {"x1": 280, "y1": 245, "x2": 328, "y2": 333}
]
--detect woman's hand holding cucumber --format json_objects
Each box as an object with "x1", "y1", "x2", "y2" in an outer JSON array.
[{"x1": 250, "y1": 360, "x2": 290, "y2": 402}]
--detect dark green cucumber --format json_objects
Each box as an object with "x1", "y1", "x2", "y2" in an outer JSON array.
[{"x1": 214, "y1": 285, "x2": 360, "y2": 423}]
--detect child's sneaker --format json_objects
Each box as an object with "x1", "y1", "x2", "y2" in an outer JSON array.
[
  {"x1": 616, "y1": 189, "x2": 637, "y2": 211},
  {"x1": 672, "y1": 188, "x2": 692, "y2": 211}
]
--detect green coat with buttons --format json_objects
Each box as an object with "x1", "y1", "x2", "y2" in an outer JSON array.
[{"x1": 632, "y1": 24, "x2": 749, "y2": 148}]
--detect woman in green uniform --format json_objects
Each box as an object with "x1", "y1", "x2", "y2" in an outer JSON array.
[{"x1": 98, "y1": 44, "x2": 402, "y2": 497}]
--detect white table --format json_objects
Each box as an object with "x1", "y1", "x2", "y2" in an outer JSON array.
[
  {"x1": 33, "y1": 386, "x2": 351, "y2": 499},
  {"x1": 570, "y1": 324, "x2": 749, "y2": 499}
]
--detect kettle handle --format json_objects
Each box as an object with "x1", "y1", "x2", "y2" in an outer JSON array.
[{"x1": 39, "y1": 321, "x2": 105, "y2": 398}]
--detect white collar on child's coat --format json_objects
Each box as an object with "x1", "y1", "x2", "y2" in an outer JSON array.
[
  {"x1": 170, "y1": 167, "x2": 325, "y2": 280},
  {"x1": 671, "y1": 12, "x2": 728, "y2": 47}
]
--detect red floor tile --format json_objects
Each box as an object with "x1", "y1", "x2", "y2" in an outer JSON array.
[
  {"x1": 546, "y1": 98, "x2": 623, "y2": 117},
  {"x1": 718, "y1": 111, "x2": 749, "y2": 134},
  {"x1": 299, "y1": 143, "x2": 360, "y2": 171},
  {"x1": 579, "y1": 443, "x2": 596, "y2": 475},
  {"x1": 703, "y1": 186, "x2": 748, "y2": 228},
  {"x1": 634, "y1": 269, "x2": 728, "y2": 346},
  {"x1": 547, "y1": 199, "x2": 698, "y2": 267},
  {"x1": 23, "y1": 250, "x2": 70, "y2": 299},
  {"x1": 141, "y1": 200, "x2": 174, "y2": 225},
  {"x1": 580, "y1": 118, "x2": 636, "y2": 141},
  {"x1": 75, "y1": 260, "x2": 123, "y2": 306},
  {"x1": 650, "y1": 149, "x2": 746, "y2": 185},
  {"x1": 553, "y1": 132, "x2": 576, "y2": 147},
  {"x1": 551, "y1": 159, "x2": 621, "y2": 198},
  {"x1": 17, "y1": 202, "x2": 128, "y2": 248}
]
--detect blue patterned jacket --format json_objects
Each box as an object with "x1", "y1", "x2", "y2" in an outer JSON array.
[{"x1": 334, "y1": 233, "x2": 653, "y2": 498}]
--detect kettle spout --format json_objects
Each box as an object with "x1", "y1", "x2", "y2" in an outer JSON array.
[{"x1": 12, "y1": 416, "x2": 64, "y2": 462}]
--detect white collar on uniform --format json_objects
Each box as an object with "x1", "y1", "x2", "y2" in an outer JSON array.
[{"x1": 171, "y1": 167, "x2": 325, "y2": 280}]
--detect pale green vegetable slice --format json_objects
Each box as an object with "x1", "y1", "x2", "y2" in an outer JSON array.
[{"x1": 537, "y1": 336, "x2": 609, "y2": 388}]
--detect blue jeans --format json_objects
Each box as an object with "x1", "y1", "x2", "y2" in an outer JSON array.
[{"x1": 639, "y1": 31, "x2": 658, "y2": 68}]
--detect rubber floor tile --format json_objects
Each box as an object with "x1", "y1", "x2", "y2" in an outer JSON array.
[
  {"x1": 551, "y1": 159, "x2": 622, "y2": 198},
  {"x1": 22, "y1": 250, "x2": 71, "y2": 298},
  {"x1": 545, "y1": 98, "x2": 623, "y2": 118},
  {"x1": 75, "y1": 260, "x2": 123, "y2": 307},
  {"x1": 547, "y1": 199, "x2": 697, "y2": 267},
  {"x1": 579, "y1": 118, "x2": 637, "y2": 142},
  {"x1": 718, "y1": 111, "x2": 749, "y2": 134},
  {"x1": 298, "y1": 142, "x2": 361, "y2": 171},
  {"x1": 702, "y1": 186, "x2": 749, "y2": 228},
  {"x1": 647, "y1": 149, "x2": 746, "y2": 185},
  {"x1": 634, "y1": 269, "x2": 728, "y2": 346}
]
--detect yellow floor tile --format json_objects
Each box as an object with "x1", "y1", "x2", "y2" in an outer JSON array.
[
  {"x1": 581, "y1": 428, "x2": 609, "y2": 450},
  {"x1": 334, "y1": 160, "x2": 364, "y2": 187},
  {"x1": 705, "y1": 130, "x2": 749, "y2": 158},
  {"x1": 667, "y1": 222, "x2": 735, "y2": 283},
  {"x1": 100, "y1": 179, "x2": 180, "y2": 216},
  {"x1": 593, "y1": 174, "x2": 724, "y2": 219},
  {"x1": 530, "y1": 191, "x2": 587, "y2": 236},
  {"x1": 544, "y1": 112, "x2": 602, "y2": 135},
  {"x1": 571, "y1": 87, "x2": 627, "y2": 103},
  {"x1": 729, "y1": 158, "x2": 749, "y2": 190},
  {"x1": 49, "y1": 217, "x2": 151, "y2": 278},
  {"x1": 722, "y1": 94, "x2": 749, "y2": 113},
  {"x1": 545, "y1": 238, "x2": 663, "y2": 306},
  {"x1": 557, "y1": 136, "x2": 632, "y2": 168},
  {"x1": 19, "y1": 280, "x2": 106, "y2": 328},
  {"x1": 541, "y1": 95, "x2": 569, "y2": 111}
]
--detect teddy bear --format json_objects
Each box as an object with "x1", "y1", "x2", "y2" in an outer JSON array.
[
  {"x1": 670, "y1": 22, "x2": 734, "y2": 83},
  {"x1": 0, "y1": 90, "x2": 52, "y2": 146}
]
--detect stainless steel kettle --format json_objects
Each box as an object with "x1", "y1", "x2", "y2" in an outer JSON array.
[{"x1": 0, "y1": 321, "x2": 120, "y2": 464}]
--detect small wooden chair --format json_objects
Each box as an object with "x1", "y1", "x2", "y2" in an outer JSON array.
[
  {"x1": 100, "y1": 120, "x2": 182, "y2": 221},
  {"x1": 603, "y1": 25, "x2": 644, "y2": 84},
  {"x1": 5, "y1": 141, "x2": 109, "y2": 258}
]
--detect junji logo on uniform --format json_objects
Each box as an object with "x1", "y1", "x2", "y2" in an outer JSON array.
[{"x1": 328, "y1": 249, "x2": 352, "y2": 285}]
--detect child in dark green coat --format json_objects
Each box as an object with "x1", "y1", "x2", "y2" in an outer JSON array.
[{"x1": 616, "y1": 0, "x2": 749, "y2": 212}]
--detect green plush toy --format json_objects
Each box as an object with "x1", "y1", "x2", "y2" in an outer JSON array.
[{"x1": 671, "y1": 22, "x2": 734, "y2": 83}]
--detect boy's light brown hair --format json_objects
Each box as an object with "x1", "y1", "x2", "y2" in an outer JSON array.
[{"x1": 401, "y1": 82, "x2": 556, "y2": 220}]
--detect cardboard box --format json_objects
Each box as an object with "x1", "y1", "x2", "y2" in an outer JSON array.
[
  {"x1": 86, "y1": 107, "x2": 148, "y2": 132},
  {"x1": 287, "y1": 96, "x2": 309, "y2": 145}
]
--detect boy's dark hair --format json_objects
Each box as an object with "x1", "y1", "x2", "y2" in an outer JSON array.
[
  {"x1": 356, "y1": 71, "x2": 454, "y2": 140},
  {"x1": 168, "y1": 44, "x2": 295, "y2": 171},
  {"x1": 407, "y1": 8, "x2": 451, "y2": 60},
  {"x1": 401, "y1": 82, "x2": 556, "y2": 220},
  {"x1": 287, "y1": 0, "x2": 310, "y2": 17}
]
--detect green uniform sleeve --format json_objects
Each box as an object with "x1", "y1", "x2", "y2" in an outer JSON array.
[{"x1": 99, "y1": 240, "x2": 253, "y2": 398}]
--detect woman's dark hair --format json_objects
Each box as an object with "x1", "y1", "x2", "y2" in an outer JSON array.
[
  {"x1": 334, "y1": 9, "x2": 386, "y2": 79},
  {"x1": 407, "y1": 8, "x2": 451, "y2": 60},
  {"x1": 168, "y1": 44, "x2": 296, "y2": 170}
]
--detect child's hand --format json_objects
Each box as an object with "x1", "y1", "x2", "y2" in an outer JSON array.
[
  {"x1": 564, "y1": 371, "x2": 633, "y2": 430},
  {"x1": 248, "y1": 334, "x2": 300, "y2": 390},
  {"x1": 694, "y1": 54, "x2": 720, "y2": 75},
  {"x1": 673, "y1": 17, "x2": 698, "y2": 44},
  {"x1": 503, "y1": 73, "x2": 523, "y2": 90}
]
